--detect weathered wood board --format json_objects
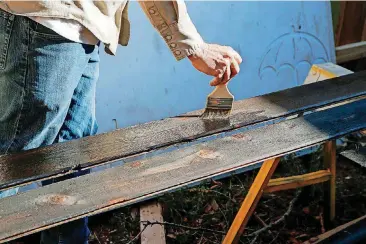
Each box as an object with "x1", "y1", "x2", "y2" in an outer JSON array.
[
  {"x1": 303, "y1": 215, "x2": 366, "y2": 244},
  {"x1": 140, "y1": 201, "x2": 166, "y2": 244},
  {"x1": 1, "y1": 71, "x2": 366, "y2": 190},
  {"x1": 340, "y1": 148, "x2": 366, "y2": 168},
  {"x1": 1, "y1": 98, "x2": 366, "y2": 242},
  {"x1": 336, "y1": 41, "x2": 366, "y2": 64}
]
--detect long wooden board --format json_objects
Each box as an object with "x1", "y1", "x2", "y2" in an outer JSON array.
[
  {"x1": 336, "y1": 41, "x2": 366, "y2": 64},
  {"x1": 140, "y1": 201, "x2": 166, "y2": 244},
  {"x1": 340, "y1": 148, "x2": 366, "y2": 167},
  {"x1": 303, "y1": 215, "x2": 366, "y2": 244},
  {"x1": 1, "y1": 98, "x2": 366, "y2": 242},
  {"x1": 1, "y1": 71, "x2": 366, "y2": 190}
]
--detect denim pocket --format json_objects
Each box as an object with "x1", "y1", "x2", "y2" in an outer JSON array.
[{"x1": 0, "y1": 9, "x2": 14, "y2": 70}]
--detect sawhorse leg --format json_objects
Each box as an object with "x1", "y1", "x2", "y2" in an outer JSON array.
[
  {"x1": 223, "y1": 141, "x2": 337, "y2": 243},
  {"x1": 323, "y1": 140, "x2": 336, "y2": 228},
  {"x1": 222, "y1": 158, "x2": 280, "y2": 244},
  {"x1": 140, "y1": 201, "x2": 166, "y2": 244}
]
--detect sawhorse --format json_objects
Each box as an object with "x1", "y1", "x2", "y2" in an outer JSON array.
[
  {"x1": 223, "y1": 63, "x2": 353, "y2": 243},
  {"x1": 223, "y1": 141, "x2": 336, "y2": 243}
]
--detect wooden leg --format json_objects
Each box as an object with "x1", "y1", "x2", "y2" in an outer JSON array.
[
  {"x1": 323, "y1": 140, "x2": 336, "y2": 229},
  {"x1": 223, "y1": 158, "x2": 280, "y2": 244},
  {"x1": 140, "y1": 201, "x2": 166, "y2": 244}
]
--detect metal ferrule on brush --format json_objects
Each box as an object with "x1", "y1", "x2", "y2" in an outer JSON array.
[
  {"x1": 206, "y1": 97, "x2": 234, "y2": 110},
  {"x1": 201, "y1": 81, "x2": 234, "y2": 118}
]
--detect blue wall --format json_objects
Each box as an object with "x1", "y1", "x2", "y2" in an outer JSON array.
[{"x1": 96, "y1": 1, "x2": 336, "y2": 133}]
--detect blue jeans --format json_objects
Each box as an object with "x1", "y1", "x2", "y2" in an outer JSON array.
[{"x1": 0, "y1": 9, "x2": 99, "y2": 244}]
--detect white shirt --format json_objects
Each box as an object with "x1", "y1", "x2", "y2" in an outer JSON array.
[
  {"x1": 1, "y1": 0, "x2": 204, "y2": 60},
  {"x1": 29, "y1": 16, "x2": 99, "y2": 45}
]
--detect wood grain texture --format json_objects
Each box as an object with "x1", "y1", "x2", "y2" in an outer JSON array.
[
  {"x1": 140, "y1": 201, "x2": 166, "y2": 244},
  {"x1": 1, "y1": 71, "x2": 366, "y2": 190},
  {"x1": 334, "y1": 1, "x2": 346, "y2": 47},
  {"x1": 335, "y1": 1, "x2": 366, "y2": 46},
  {"x1": 340, "y1": 147, "x2": 366, "y2": 168},
  {"x1": 336, "y1": 41, "x2": 366, "y2": 64},
  {"x1": 264, "y1": 170, "x2": 331, "y2": 193},
  {"x1": 223, "y1": 158, "x2": 280, "y2": 244},
  {"x1": 302, "y1": 215, "x2": 366, "y2": 244},
  {"x1": 362, "y1": 18, "x2": 366, "y2": 42},
  {"x1": 1, "y1": 99, "x2": 366, "y2": 242},
  {"x1": 323, "y1": 140, "x2": 337, "y2": 227}
]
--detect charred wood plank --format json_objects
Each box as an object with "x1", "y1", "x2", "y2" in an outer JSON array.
[
  {"x1": 1, "y1": 71, "x2": 366, "y2": 190},
  {"x1": 1, "y1": 99, "x2": 366, "y2": 242}
]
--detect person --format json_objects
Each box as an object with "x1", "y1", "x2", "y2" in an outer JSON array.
[{"x1": 0, "y1": 0, "x2": 242, "y2": 243}]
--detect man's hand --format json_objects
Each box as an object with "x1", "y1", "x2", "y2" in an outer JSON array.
[{"x1": 188, "y1": 43, "x2": 242, "y2": 86}]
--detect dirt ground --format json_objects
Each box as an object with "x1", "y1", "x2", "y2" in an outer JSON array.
[{"x1": 86, "y1": 149, "x2": 366, "y2": 244}]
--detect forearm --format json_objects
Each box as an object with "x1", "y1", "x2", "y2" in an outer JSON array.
[{"x1": 139, "y1": 0, "x2": 204, "y2": 61}]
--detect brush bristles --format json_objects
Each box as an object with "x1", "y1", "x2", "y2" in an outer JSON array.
[
  {"x1": 201, "y1": 97, "x2": 233, "y2": 119},
  {"x1": 201, "y1": 108, "x2": 231, "y2": 119}
]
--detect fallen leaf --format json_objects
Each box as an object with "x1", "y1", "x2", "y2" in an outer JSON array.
[
  {"x1": 211, "y1": 199, "x2": 219, "y2": 211},
  {"x1": 210, "y1": 184, "x2": 220, "y2": 190},
  {"x1": 130, "y1": 208, "x2": 138, "y2": 220},
  {"x1": 309, "y1": 237, "x2": 319, "y2": 243},
  {"x1": 218, "y1": 222, "x2": 225, "y2": 229},
  {"x1": 212, "y1": 179, "x2": 223, "y2": 186},
  {"x1": 167, "y1": 233, "x2": 177, "y2": 239},
  {"x1": 197, "y1": 236, "x2": 206, "y2": 244},
  {"x1": 289, "y1": 237, "x2": 300, "y2": 244},
  {"x1": 233, "y1": 192, "x2": 242, "y2": 198},
  {"x1": 289, "y1": 230, "x2": 300, "y2": 236},
  {"x1": 204, "y1": 204, "x2": 212, "y2": 213},
  {"x1": 295, "y1": 234, "x2": 309, "y2": 239},
  {"x1": 302, "y1": 207, "x2": 310, "y2": 215}
]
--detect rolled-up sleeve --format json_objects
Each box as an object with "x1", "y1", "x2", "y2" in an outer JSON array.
[{"x1": 139, "y1": 0, "x2": 204, "y2": 61}]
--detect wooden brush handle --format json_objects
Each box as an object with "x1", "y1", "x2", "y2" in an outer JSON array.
[{"x1": 208, "y1": 83, "x2": 234, "y2": 98}]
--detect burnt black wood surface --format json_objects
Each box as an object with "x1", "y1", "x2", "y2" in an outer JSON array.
[
  {"x1": 1, "y1": 71, "x2": 366, "y2": 190},
  {"x1": 1, "y1": 98, "x2": 366, "y2": 242}
]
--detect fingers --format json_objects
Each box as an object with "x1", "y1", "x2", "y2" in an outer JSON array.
[
  {"x1": 231, "y1": 49, "x2": 242, "y2": 64},
  {"x1": 210, "y1": 44, "x2": 242, "y2": 64},
  {"x1": 229, "y1": 58, "x2": 240, "y2": 79},
  {"x1": 210, "y1": 76, "x2": 222, "y2": 86},
  {"x1": 222, "y1": 58, "x2": 231, "y2": 84},
  {"x1": 211, "y1": 58, "x2": 231, "y2": 86},
  {"x1": 188, "y1": 43, "x2": 242, "y2": 86},
  {"x1": 224, "y1": 54, "x2": 240, "y2": 75},
  {"x1": 210, "y1": 66, "x2": 225, "y2": 86},
  {"x1": 212, "y1": 55, "x2": 240, "y2": 86},
  {"x1": 217, "y1": 47, "x2": 241, "y2": 85},
  {"x1": 220, "y1": 63, "x2": 238, "y2": 86},
  {"x1": 224, "y1": 46, "x2": 242, "y2": 64}
]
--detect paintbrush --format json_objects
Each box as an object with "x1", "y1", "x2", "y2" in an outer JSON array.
[{"x1": 201, "y1": 82, "x2": 234, "y2": 119}]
